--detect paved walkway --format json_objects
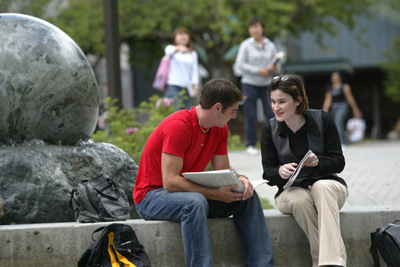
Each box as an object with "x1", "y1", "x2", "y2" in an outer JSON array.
[{"x1": 228, "y1": 140, "x2": 400, "y2": 210}]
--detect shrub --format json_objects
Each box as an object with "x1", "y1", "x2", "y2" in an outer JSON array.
[{"x1": 93, "y1": 94, "x2": 242, "y2": 163}]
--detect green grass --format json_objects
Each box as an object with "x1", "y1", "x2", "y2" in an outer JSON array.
[{"x1": 259, "y1": 197, "x2": 275, "y2": 210}]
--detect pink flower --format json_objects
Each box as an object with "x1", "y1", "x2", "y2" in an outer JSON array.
[
  {"x1": 126, "y1": 127, "x2": 139, "y2": 135},
  {"x1": 163, "y1": 97, "x2": 174, "y2": 107},
  {"x1": 156, "y1": 97, "x2": 175, "y2": 108}
]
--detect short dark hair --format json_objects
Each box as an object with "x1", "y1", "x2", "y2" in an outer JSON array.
[
  {"x1": 199, "y1": 78, "x2": 245, "y2": 111},
  {"x1": 269, "y1": 74, "x2": 309, "y2": 115},
  {"x1": 248, "y1": 17, "x2": 265, "y2": 29}
]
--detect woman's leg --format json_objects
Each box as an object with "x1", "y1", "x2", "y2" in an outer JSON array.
[
  {"x1": 275, "y1": 187, "x2": 320, "y2": 267},
  {"x1": 331, "y1": 105, "x2": 349, "y2": 145},
  {"x1": 310, "y1": 180, "x2": 348, "y2": 267},
  {"x1": 165, "y1": 85, "x2": 190, "y2": 110},
  {"x1": 242, "y1": 83, "x2": 259, "y2": 147},
  {"x1": 260, "y1": 86, "x2": 274, "y2": 120}
]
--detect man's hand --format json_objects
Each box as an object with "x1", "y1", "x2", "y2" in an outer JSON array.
[
  {"x1": 238, "y1": 176, "x2": 253, "y2": 201},
  {"x1": 212, "y1": 176, "x2": 254, "y2": 203},
  {"x1": 214, "y1": 185, "x2": 246, "y2": 203}
]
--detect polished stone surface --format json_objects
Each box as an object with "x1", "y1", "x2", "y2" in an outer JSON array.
[
  {"x1": 0, "y1": 13, "x2": 98, "y2": 145},
  {"x1": 0, "y1": 142, "x2": 139, "y2": 224}
]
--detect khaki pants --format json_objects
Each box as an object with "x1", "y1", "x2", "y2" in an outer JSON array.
[{"x1": 275, "y1": 180, "x2": 348, "y2": 267}]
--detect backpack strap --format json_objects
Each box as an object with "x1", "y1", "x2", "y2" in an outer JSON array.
[
  {"x1": 370, "y1": 219, "x2": 400, "y2": 267},
  {"x1": 370, "y1": 230, "x2": 382, "y2": 267},
  {"x1": 69, "y1": 189, "x2": 78, "y2": 209},
  {"x1": 91, "y1": 226, "x2": 107, "y2": 241}
]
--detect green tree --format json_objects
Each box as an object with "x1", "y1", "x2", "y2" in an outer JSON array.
[
  {"x1": 382, "y1": 36, "x2": 400, "y2": 103},
  {"x1": 380, "y1": 0, "x2": 400, "y2": 103},
  {"x1": 28, "y1": 0, "x2": 376, "y2": 80}
]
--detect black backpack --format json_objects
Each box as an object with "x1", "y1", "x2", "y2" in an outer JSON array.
[
  {"x1": 78, "y1": 223, "x2": 151, "y2": 267},
  {"x1": 370, "y1": 218, "x2": 400, "y2": 267},
  {"x1": 70, "y1": 173, "x2": 130, "y2": 223}
]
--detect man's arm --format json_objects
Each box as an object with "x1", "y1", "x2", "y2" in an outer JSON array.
[{"x1": 161, "y1": 153, "x2": 245, "y2": 202}]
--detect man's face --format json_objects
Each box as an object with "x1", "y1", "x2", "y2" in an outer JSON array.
[{"x1": 214, "y1": 102, "x2": 239, "y2": 127}]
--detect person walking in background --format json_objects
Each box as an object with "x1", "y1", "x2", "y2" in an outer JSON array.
[
  {"x1": 133, "y1": 78, "x2": 275, "y2": 267},
  {"x1": 234, "y1": 17, "x2": 281, "y2": 156},
  {"x1": 164, "y1": 27, "x2": 199, "y2": 110},
  {"x1": 322, "y1": 72, "x2": 362, "y2": 146},
  {"x1": 261, "y1": 74, "x2": 348, "y2": 267}
]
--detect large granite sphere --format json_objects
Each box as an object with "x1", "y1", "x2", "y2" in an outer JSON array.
[{"x1": 0, "y1": 13, "x2": 99, "y2": 145}]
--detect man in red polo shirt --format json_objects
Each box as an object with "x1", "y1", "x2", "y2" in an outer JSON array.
[{"x1": 133, "y1": 78, "x2": 274, "y2": 267}]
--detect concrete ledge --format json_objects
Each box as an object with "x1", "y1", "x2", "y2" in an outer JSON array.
[{"x1": 1, "y1": 207, "x2": 400, "y2": 266}]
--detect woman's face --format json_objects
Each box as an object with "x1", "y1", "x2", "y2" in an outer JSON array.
[
  {"x1": 175, "y1": 32, "x2": 190, "y2": 46},
  {"x1": 270, "y1": 89, "x2": 300, "y2": 122},
  {"x1": 248, "y1": 23, "x2": 264, "y2": 41},
  {"x1": 331, "y1": 72, "x2": 341, "y2": 83}
]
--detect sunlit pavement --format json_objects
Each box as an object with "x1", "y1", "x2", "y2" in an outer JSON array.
[{"x1": 229, "y1": 140, "x2": 400, "y2": 210}]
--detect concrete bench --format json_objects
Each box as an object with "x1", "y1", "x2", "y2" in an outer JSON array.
[{"x1": 1, "y1": 207, "x2": 399, "y2": 266}]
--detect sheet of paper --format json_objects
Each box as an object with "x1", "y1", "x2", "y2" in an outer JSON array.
[{"x1": 283, "y1": 150, "x2": 312, "y2": 190}]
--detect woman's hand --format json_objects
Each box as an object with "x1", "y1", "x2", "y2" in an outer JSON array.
[
  {"x1": 279, "y1": 163, "x2": 297, "y2": 179},
  {"x1": 303, "y1": 152, "x2": 319, "y2": 167},
  {"x1": 258, "y1": 67, "x2": 270, "y2": 77},
  {"x1": 192, "y1": 85, "x2": 199, "y2": 97},
  {"x1": 175, "y1": 45, "x2": 190, "y2": 53}
]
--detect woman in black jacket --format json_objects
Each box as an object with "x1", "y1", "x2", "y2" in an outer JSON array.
[{"x1": 261, "y1": 74, "x2": 348, "y2": 267}]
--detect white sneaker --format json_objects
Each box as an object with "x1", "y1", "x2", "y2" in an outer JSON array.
[{"x1": 246, "y1": 146, "x2": 259, "y2": 156}]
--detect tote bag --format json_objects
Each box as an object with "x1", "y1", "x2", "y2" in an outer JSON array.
[{"x1": 152, "y1": 56, "x2": 171, "y2": 91}]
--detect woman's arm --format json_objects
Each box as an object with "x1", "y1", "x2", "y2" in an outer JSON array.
[
  {"x1": 235, "y1": 41, "x2": 260, "y2": 75},
  {"x1": 343, "y1": 84, "x2": 362, "y2": 118},
  {"x1": 260, "y1": 123, "x2": 287, "y2": 187},
  {"x1": 314, "y1": 112, "x2": 346, "y2": 174},
  {"x1": 190, "y1": 52, "x2": 199, "y2": 97},
  {"x1": 322, "y1": 90, "x2": 332, "y2": 112}
]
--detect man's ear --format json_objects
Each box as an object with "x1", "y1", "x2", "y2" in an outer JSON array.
[{"x1": 215, "y1": 102, "x2": 222, "y2": 111}]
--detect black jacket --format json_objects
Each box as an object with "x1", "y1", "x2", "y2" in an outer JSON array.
[{"x1": 261, "y1": 109, "x2": 347, "y2": 198}]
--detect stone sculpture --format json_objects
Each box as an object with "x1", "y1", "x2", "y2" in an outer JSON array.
[{"x1": 0, "y1": 13, "x2": 138, "y2": 224}]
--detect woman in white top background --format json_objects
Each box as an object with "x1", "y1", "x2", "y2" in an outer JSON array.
[{"x1": 164, "y1": 27, "x2": 199, "y2": 110}]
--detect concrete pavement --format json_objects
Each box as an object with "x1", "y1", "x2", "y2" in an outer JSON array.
[{"x1": 228, "y1": 140, "x2": 400, "y2": 210}]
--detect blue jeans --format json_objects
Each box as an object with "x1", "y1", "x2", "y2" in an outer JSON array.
[
  {"x1": 165, "y1": 85, "x2": 192, "y2": 110},
  {"x1": 242, "y1": 83, "x2": 274, "y2": 147},
  {"x1": 331, "y1": 104, "x2": 349, "y2": 145},
  {"x1": 136, "y1": 188, "x2": 274, "y2": 267}
]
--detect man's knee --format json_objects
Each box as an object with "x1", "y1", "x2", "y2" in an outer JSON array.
[{"x1": 183, "y1": 193, "x2": 209, "y2": 214}]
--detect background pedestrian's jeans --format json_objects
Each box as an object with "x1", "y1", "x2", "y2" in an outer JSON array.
[
  {"x1": 165, "y1": 84, "x2": 192, "y2": 110},
  {"x1": 136, "y1": 188, "x2": 275, "y2": 267},
  {"x1": 242, "y1": 83, "x2": 274, "y2": 147},
  {"x1": 331, "y1": 104, "x2": 349, "y2": 145}
]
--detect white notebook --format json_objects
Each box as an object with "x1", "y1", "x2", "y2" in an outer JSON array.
[{"x1": 182, "y1": 169, "x2": 245, "y2": 193}]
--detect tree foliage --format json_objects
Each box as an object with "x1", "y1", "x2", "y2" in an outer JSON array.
[
  {"x1": 31, "y1": 0, "x2": 376, "y2": 79},
  {"x1": 380, "y1": 0, "x2": 400, "y2": 103},
  {"x1": 4, "y1": 0, "x2": 382, "y2": 80},
  {"x1": 382, "y1": 36, "x2": 400, "y2": 103}
]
